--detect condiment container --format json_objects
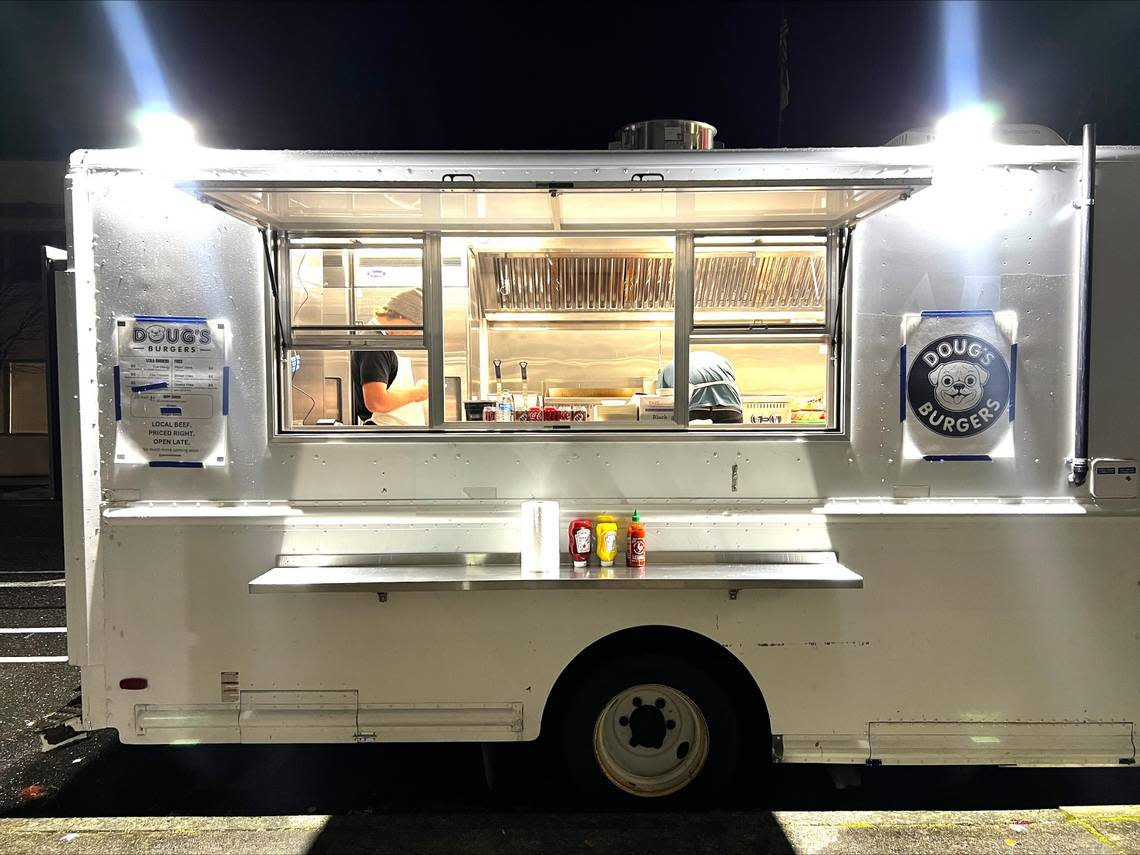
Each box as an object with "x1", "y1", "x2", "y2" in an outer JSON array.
[
  {"x1": 627, "y1": 510, "x2": 646, "y2": 568},
  {"x1": 595, "y1": 518, "x2": 618, "y2": 567},
  {"x1": 568, "y1": 519, "x2": 592, "y2": 568}
]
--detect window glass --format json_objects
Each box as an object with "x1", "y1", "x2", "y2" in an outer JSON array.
[
  {"x1": 682, "y1": 341, "x2": 830, "y2": 428},
  {"x1": 352, "y1": 247, "x2": 426, "y2": 326},
  {"x1": 288, "y1": 243, "x2": 423, "y2": 348},
  {"x1": 442, "y1": 235, "x2": 674, "y2": 427},
  {"x1": 290, "y1": 248, "x2": 347, "y2": 327},
  {"x1": 8, "y1": 362, "x2": 48, "y2": 434},
  {"x1": 694, "y1": 235, "x2": 826, "y2": 326},
  {"x1": 285, "y1": 348, "x2": 431, "y2": 428}
]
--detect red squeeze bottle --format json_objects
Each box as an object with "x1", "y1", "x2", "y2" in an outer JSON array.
[
  {"x1": 569, "y1": 519, "x2": 592, "y2": 568},
  {"x1": 627, "y1": 510, "x2": 646, "y2": 568}
]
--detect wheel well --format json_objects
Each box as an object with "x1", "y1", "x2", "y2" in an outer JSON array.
[{"x1": 539, "y1": 625, "x2": 771, "y2": 745}]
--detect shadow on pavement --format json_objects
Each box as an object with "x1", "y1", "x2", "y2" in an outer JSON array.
[
  {"x1": 307, "y1": 812, "x2": 796, "y2": 855},
  {"x1": 5, "y1": 735, "x2": 1137, "y2": 819}
]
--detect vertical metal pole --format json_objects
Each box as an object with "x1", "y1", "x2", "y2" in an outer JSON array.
[
  {"x1": 673, "y1": 232, "x2": 694, "y2": 427},
  {"x1": 275, "y1": 230, "x2": 293, "y2": 428},
  {"x1": 423, "y1": 232, "x2": 445, "y2": 428},
  {"x1": 342, "y1": 244, "x2": 355, "y2": 425},
  {"x1": 1069, "y1": 123, "x2": 1096, "y2": 485},
  {"x1": 478, "y1": 319, "x2": 490, "y2": 401},
  {"x1": 345, "y1": 247, "x2": 357, "y2": 326},
  {"x1": 41, "y1": 248, "x2": 65, "y2": 500},
  {"x1": 825, "y1": 230, "x2": 840, "y2": 431}
]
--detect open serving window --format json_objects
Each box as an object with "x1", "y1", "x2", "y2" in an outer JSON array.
[{"x1": 193, "y1": 179, "x2": 924, "y2": 436}]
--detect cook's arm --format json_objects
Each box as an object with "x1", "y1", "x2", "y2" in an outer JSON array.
[{"x1": 361, "y1": 380, "x2": 429, "y2": 413}]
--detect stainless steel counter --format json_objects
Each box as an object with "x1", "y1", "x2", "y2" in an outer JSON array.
[{"x1": 249, "y1": 554, "x2": 862, "y2": 594}]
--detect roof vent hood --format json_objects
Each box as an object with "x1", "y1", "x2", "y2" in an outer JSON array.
[
  {"x1": 885, "y1": 123, "x2": 1065, "y2": 146},
  {"x1": 609, "y1": 119, "x2": 720, "y2": 150}
]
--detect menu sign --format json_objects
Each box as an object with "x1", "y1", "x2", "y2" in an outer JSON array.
[{"x1": 113, "y1": 316, "x2": 228, "y2": 467}]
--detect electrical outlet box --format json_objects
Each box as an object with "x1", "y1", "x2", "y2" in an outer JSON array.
[{"x1": 1090, "y1": 458, "x2": 1138, "y2": 499}]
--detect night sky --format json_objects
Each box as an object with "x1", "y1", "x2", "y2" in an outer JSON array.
[{"x1": 2, "y1": 0, "x2": 1139, "y2": 159}]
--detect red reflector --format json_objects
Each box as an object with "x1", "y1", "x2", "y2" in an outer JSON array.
[{"x1": 119, "y1": 677, "x2": 148, "y2": 690}]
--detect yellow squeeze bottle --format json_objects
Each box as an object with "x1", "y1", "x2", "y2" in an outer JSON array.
[{"x1": 595, "y1": 516, "x2": 619, "y2": 567}]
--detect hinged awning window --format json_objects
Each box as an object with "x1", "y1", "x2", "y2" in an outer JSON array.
[{"x1": 195, "y1": 180, "x2": 925, "y2": 233}]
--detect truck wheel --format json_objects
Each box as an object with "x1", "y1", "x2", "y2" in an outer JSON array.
[{"x1": 555, "y1": 653, "x2": 742, "y2": 803}]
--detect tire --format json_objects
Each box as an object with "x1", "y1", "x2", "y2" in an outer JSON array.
[{"x1": 550, "y1": 651, "x2": 744, "y2": 805}]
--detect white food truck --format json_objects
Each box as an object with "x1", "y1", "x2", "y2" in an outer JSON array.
[{"x1": 54, "y1": 119, "x2": 1138, "y2": 800}]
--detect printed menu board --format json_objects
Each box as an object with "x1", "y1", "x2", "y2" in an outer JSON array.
[{"x1": 113, "y1": 316, "x2": 228, "y2": 467}]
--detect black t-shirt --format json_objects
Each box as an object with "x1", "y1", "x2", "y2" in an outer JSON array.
[{"x1": 352, "y1": 350, "x2": 399, "y2": 423}]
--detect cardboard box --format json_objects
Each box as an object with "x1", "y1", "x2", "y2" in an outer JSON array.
[
  {"x1": 636, "y1": 394, "x2": 675, "y2": 422},
  {"x1": 741, "y1": 396, "x2": 792, "y2": 426}
]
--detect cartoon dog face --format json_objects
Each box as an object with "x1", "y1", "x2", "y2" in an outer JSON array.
[{"x1": 928, "y1": 361, "x2": 988, "y2": 411}]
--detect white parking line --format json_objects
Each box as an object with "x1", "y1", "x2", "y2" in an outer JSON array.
[
  {"x1": 0, "y1": 655, "x2": 69, "y2": 663},
  {"x1": 0, "y1": 627, "x2": 67, "y2": 633},
  {"x1": 0, "y1": 579, "x2": 65, "y2": 587}
]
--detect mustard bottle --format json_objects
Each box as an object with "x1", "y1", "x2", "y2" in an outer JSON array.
[{"x1": 595, "y1": 516, "x2": 619, "y2": 568}]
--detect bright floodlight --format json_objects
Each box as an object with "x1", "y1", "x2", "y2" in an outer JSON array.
[
  {"x1": 133, "y1": 110, "x2": 196, "y2": 149},
  {"x1": 935, "y1": 104, "x2": 997, "y2": 150}
]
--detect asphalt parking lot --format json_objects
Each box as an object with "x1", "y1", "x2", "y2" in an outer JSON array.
[{"x1": 1, "y1": 501, "x2": 1137, "y2": 852}]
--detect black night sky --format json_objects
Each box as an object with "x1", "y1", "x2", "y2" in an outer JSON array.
[{"x1": 2, "y1": 0, "x2": 1140, "y2": 158}]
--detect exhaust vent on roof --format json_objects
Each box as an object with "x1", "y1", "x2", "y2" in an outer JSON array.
[
  {"x1": 610, "y1": 119, "x2": 719, "y2": 150},
  {"x1": 885, "y1": 123, "x2": 1065, "y2": 146}
]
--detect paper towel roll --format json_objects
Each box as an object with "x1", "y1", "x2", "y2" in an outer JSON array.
[{"x1": 520, "y1": 500, "x2": 560, "y2": 574}]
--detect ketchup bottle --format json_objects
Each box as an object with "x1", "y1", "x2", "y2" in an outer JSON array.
[
  {"x1": 627, "y1": 510, "x2": 646, "y2": 568},
  {"x1": 569, "y1": 519, "x2": 592, "y2": 568}
]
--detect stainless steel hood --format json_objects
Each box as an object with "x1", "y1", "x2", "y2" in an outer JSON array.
[{"x1": 472, "y1": 247, "x2": 824, "y2": 316}]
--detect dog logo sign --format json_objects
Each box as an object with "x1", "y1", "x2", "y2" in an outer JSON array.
[{"x1": 907, "y1": 334, "x2": 1010, "y2": 437}]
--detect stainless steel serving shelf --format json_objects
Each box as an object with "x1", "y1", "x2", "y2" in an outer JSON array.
[{"x1": 249, "y1": 551, "x2": 862, "y2": 594}]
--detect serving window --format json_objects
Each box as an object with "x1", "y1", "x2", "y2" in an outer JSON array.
[
  {"x1": 227, "y1": 183, "x2": 904, "y2": 436},
  {"x1": 271, "y1": 229, "x2": 838, "y2": 433}
]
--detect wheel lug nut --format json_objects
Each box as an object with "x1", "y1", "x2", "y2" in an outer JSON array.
[
  {"x1": 619, "y1": 716, "x2": 629, "y2": 727},
  {"x1": 655, "y1": 698, "x2": 665, "y2": 708},
  {"x1": 632, "y1": 697, "x2": 642, "y2": 707},
  {"x1": 666, "y1": 720, "x2": 676, "y2": 730}
]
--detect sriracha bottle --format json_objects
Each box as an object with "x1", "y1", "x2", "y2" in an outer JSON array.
[{"x1": 627, "y1": 510, "x2": 647, "y2": 568}]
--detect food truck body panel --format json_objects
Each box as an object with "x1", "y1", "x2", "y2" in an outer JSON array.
[{"x1": 59, "y1": 146, "x2": 1139, "y2": 768}]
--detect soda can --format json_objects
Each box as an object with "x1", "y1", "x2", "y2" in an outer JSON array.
[
  {"x1": 482, "y1": 406, "x2": 497, "y2": 422},
  {"x1": 528, "y1": 407, "x2": 543, "y2": 422}
]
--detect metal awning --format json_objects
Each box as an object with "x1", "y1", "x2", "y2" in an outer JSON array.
[{"x1": 195, "y1": 180, "x2": 925, "y2": 233}]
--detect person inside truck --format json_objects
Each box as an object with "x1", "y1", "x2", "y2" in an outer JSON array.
[
  {"x1": 657, "y1": 350, "x2": 743, "y2": 424},
  {"x1": 351, "y1": 288, "x2": 429, "y2": 425}
]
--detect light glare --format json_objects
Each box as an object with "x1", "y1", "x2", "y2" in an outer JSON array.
[
  {"x1": 133, "y1": 110, "x2": 196, "y2": 150},
  {"x1": 935, "y1": 104, "x2": 998, "y2": 151}
]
